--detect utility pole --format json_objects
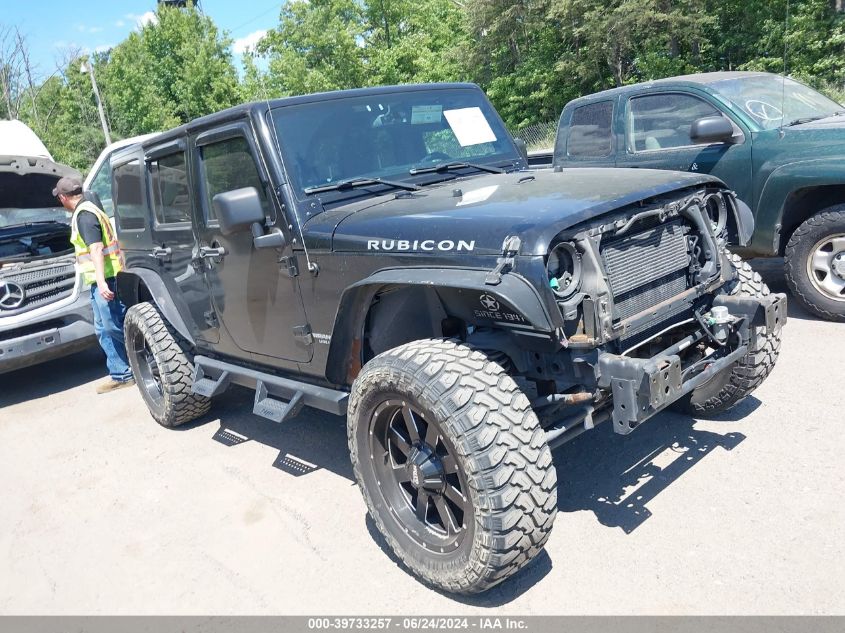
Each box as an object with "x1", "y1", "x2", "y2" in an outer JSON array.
[{"x1": 80, "y1": 59, "x2": 111, "y2": 146}]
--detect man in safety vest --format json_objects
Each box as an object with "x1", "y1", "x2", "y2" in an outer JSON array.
[{"x1": 53, "y1": 176, "x2": 134, "y2": 393}]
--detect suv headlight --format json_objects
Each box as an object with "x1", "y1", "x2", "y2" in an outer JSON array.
[{"x1": 546, "y1": 242, "x2": 581, "y2": 298}]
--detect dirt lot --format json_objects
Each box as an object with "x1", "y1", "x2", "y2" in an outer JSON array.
[{"x1": 1, "y1": 259, "x2": 843, "y2": 615}]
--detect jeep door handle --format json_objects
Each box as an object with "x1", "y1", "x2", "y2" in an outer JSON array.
[
  {"x1": 149, "y1": 246, "x2": 172, "y2": 259},
  {"x1": 199, "y1": 245, "x2": 227, "y2": 259}
]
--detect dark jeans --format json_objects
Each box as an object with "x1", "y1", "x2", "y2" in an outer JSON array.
[{"x1": 90, "y1": 277, "x2": 132, "y2": 382}]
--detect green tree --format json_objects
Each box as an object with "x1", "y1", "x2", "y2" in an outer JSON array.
[
  {"x1": 254, "y1": 0, "x2": 367, "y2": 97},
  {"x1": 99, "y1": 2, "x2": 240, "y2": 137}
]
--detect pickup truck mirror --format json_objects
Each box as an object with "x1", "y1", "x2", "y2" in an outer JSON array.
[
  {"x1": 513, "y1": 138, "x2": 529, "y2": 165},
  {"x1": 212, "y1": 187, "x2": 265, "y2": 236},
  {"x1": 690, "y1": 116, "x2": 735, "y2": 145}
]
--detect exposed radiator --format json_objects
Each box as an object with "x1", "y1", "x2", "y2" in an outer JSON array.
[{"x1": 601, "y1": 219, "x2": 692, "y2": 334}]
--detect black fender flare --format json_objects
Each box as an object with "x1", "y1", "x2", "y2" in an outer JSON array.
[
  {"x1": 325, "y1": 267, "x2": 557, "y2": 385},
  {"x1": 116, "y1": 268, "x2": 196, "y2": 346}
]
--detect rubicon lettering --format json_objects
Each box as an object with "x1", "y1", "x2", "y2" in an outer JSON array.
[{"x1": 367, "y1": 239, "x2": 476, "y2": 252}]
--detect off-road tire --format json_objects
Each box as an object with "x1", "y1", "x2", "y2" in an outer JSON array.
[
  {"x1": 784, "y1": 207, "x2": 845, "y2": 321},
  {"x1": 347, "y1": 338, "x2": 557, "y2": 594},
  {"x1": 672, "y1": 253, "x2": 781, "y2": 417},
  {"x1": 124, "y1": 302, "x2": 211, "y2": 427}
]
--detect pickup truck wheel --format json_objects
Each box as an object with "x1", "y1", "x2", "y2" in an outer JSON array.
[
  {"x1": 784, "y1": 207, "x2": 845, "y2": 321},
  {"x1": 347, "y1": 338, "x2": 557, "y2": 594},
  {"x1": 672, "y1": 253, "x2": 782, "y2": 417},
  {"x1": 124, "y1": 302, "x2": 211, "y2": 427}
]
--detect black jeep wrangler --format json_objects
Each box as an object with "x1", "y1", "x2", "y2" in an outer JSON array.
[{"x1": 111, "y1": 83, "x2": 786, "y2": 594}]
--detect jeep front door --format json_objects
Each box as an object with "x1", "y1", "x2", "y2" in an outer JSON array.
[
  {"x1": 193, "y1": 125, "x2": 312, "y2": 363},
  {"x1": 617, "y1": 91, "x2": 753, "y2": 205}
]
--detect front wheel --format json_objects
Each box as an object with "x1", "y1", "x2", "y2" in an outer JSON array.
[
  {"x1": 347, "y1": 339, "x2": 557, "y2": 594},
  {"x1": 784, "y1": 207, "x2": 845, "y2": 321}
]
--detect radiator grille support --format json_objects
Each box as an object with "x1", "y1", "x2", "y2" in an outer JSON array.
[{"x1": 601, "y1": 219, "x2": 693, "y2": 344}]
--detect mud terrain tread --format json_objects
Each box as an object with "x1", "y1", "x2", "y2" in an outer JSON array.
[
  {"x1": 124, "y1": 302, "x2": 210, "y2": 427},
  {"x1": 347, "y1": 338, "x2": 557, "y2": 594},
  {"x1": 784, "y1": 207, "x2": 845, "y2": 322},
  {"x1": 677, "y1": 253, "x2": 781, "y2": 416}
]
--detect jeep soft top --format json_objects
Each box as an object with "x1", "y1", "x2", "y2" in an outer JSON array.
[{"x1": 111, "y1": 82, "x2": 785, "y2": 593}]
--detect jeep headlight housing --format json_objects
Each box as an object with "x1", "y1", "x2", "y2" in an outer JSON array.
[{"x1": 546, "y1": 242, "x2": 581, "y2": 299}]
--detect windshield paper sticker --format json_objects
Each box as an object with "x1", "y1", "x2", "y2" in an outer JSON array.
[
  {"x1": 411, "y1": 105, "x2": 443, "y2": 124},
  {"x1": 443, "y1": 107, "x2": 497, "y2": 146}
]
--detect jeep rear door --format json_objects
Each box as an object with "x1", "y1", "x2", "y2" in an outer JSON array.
[
  {"x1": 191, "y1": 123, "x2": 313, "y2": 364},
  {"x1": 616, "y1": 89, "x2": 753, "y2": 204}
]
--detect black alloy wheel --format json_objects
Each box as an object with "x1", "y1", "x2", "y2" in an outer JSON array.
[{"x1": 369, "y1": 399, "x2": 469, "y2": 554}]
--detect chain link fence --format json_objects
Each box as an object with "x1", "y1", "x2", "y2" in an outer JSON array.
[{"x1": 512, "y1": 120, "x2": 557, "y2": 152}]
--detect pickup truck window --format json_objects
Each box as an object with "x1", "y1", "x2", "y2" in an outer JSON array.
[
  {"x1": 270, "y1": 88, "x2": 518, "y2": 201},
  {"x1": 113, "y1": 159, "x2": 146, "y2": 231},
  {"x1": 198, "y1": 136, "x2": 270, "y2": 221},
  {"x1": 567, "y1": 101, "x2": 614, "y2": 157},
  {"x1": 149, "y1": 151, "x2": 191, "y2": 225},
  {"x1": 629, "y1": 93, "x2": 720, "y2": 151}
]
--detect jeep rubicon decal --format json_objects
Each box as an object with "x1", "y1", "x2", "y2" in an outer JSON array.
[
  {"x1": 113, "y1": 82, "x2": 785, "y2": 596},
  {"x1": 366, "y1": 239, "x2": 476, "y2": 252}
]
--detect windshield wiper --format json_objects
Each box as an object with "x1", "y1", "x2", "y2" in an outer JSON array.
[
  {"x1": 786, "y1": 114, "x2": 829, "y2": 126},
  {"x1": 304, "y1": 177, "x2": 420, "y2": 195},
  {"x1": 408, "y1": 161, "x2": 505, "y2": 176}
]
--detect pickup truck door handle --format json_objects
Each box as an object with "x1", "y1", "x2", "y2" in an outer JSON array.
[
  {"x1": 199, "y1": 245, "x2": 227, "y2": 259},
  {"x1": 149, "y1": 246, "x2": 172, "y2": 260}
]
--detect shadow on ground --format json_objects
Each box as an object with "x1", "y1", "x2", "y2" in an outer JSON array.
[
  {"x1": 553, "y1": 403, "x2": 752, "y2": 533},
  {"x1": 183, "y1": 384, "x2": 353, "y2": 481},
  {"x1": 0, "y1": 346, "x2": 105, "y2": 408}
]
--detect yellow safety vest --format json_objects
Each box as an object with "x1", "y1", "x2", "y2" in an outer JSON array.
[{"x1": 70, "y1": 200, "x2": 123, "y2": 286}]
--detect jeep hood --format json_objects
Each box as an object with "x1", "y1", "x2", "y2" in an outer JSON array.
[
  {"x1": 306, "y1": 168, "x2": 721, "y2": 256},
  {"x1": 0, "y1": 155, "x2": 81, "y2": 210}
]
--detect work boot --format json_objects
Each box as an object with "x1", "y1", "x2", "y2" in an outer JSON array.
[{"x1": 96, "y1": 378, "x2": 136, "y2": 394}]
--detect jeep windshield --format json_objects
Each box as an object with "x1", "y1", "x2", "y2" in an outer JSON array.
[
  {"x1": 271, "y1": 87, "x2": 520, "y2": 202},
  {"x1": 712, "y1": 75, "x2": 844, "y2": 130}
]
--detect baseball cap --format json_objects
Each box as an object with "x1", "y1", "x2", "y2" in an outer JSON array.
[{"x1": 52, "y1": 176, "x2": 83, "y2": 197}]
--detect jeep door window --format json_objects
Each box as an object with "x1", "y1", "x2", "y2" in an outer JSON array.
[
  {"x1": 199, "y1": 136, "x2": 270, "y2": 222},
  {"x1": 629, "y1": 93, "x2": 721, "y2": 151},
  {"x1": 567, "y1": 101, "x2": 614, "y2": 157},
  {"x1": 113, "y1": 159, "x2": 147, "y2": 231},
  {"x1": 710, "y1": 75, "x2": 844, "y2": 129},
  {"x1": 149, "y1": 151, "x2": 192, "y2": 225},
  {"x1": 270, "y1": 88, "x2": 519, "y2": 201}
]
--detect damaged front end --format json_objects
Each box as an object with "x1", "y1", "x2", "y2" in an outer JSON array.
[{"x1": 473, "y1": 186, "x2": 786, "y2": 448}]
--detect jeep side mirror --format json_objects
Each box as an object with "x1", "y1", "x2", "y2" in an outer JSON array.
[
  {"x1": 213, "y1": 187, "x2": 266, "y2": 235},
  {"x1": 690, "y1": 116, "x2": 735, "y2": 144},
  {"x1": 513, "y1": 137, "x2": 529, "y2": 165}
]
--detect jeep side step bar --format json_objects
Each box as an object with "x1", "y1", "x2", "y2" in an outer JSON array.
[{"x1": 191, "y1": 355, "x2": 348, "y2": 422}]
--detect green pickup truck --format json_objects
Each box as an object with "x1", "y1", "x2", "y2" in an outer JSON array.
[{"x1": 551, "y1": 71, "x2": 845, "y2": 321}]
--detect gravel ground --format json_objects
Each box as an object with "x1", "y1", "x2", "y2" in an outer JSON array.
[{"x1": 1, "y1": 259, "x2": 843, "y2": 615}]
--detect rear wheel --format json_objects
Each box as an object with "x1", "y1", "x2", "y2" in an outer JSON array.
[
  {"x1": 672, "y1": 253, "x2": 781, "y2": 417},
  {"x1": 784, "y1": 207, "x2": 845, "y2": 321},
  {"x1": 347, "y1": 338, "x2": 557, "y2": 594},
  {"x1": 124, "y1": 302, "x2": 211, "y2": 427}
]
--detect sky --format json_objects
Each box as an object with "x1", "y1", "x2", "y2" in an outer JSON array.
[{"x1": 2, "y1": 0, "x2": 281, "y2": 79}]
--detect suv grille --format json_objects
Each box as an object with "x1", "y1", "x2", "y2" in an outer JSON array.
[
  {"x1": 601, "y1": 219, "x2": 692, "y2": 340},
  {"x1": 0, "y1": 263, "x2": 76, "y2": 316}
]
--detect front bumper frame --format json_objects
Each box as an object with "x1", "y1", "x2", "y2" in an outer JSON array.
[{"x1": 597, "y1": 291, "x2": 787, "y2": 434}]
